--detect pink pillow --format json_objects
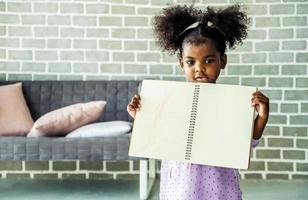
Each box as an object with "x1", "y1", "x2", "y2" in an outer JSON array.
[
  {"x1": 28, "y1": 101, "x2": 107, "y2": 137},
  {"x1": 0, "y1": 83, "x2": 34, "y2": 136}
]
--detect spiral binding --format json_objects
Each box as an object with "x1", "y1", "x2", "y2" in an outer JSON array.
[{"x1": 185, "y1": 84, "x2": 200, "y2": 161}]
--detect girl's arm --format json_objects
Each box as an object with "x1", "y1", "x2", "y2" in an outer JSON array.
[{"x1": 251, "y1": 91, "x2": 270, "y2": 140}]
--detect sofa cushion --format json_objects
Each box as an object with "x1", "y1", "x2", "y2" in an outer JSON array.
[
  {"x1": 0, "y1": 83, "x2": 34, "y2": 136},
  {"x1": 28, "y1": 101, "x2": 107, "y2": 137},
  {"x1": 66, "y1": 121, "x2": 133, "y2": 138}
]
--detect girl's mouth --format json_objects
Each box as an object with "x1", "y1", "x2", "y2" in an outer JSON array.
[{"x1": 195, "y1": 77, "x2": 209, "y2": 82}]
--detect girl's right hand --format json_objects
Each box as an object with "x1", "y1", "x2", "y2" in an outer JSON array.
[{"x1": 127, "y1": 94, "x2": 141, "y2": 119}]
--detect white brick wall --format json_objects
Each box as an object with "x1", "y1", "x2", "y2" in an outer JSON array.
[{"x1": 0, "y1": 0, "x2": 307, "y2": 180}]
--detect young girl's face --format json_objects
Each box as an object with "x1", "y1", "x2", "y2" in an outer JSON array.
[{"x1": 179, "y1": 38, "x2": 226, "y2": 83}]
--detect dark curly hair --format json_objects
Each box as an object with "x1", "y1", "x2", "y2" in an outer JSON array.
[{"x1": 153, "y1": 4, "x2": 250, "y2": 57}]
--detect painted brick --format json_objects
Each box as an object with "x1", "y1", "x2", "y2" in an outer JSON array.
[
  {"x1": 59, "y1": 75, "x2": 83, "y2": 80},
  {"x1": 60, "y1": 3, "x2": 84, "y2": 14},
  {"x1": 256, "y1": 149, "x2": 280, "y2": 159},
  {"x1": 99, "y1": 17, "x2": 122, "y2": 26},
  {"x1": 296, "y1": 28, "x2": 308, "y2": 38},
  {"x1": 33, "y1": 74, "x2": 57, "y2": 80},
  {"x1": 267, "y1": 115, "x2": 287, "y2": 124},
  {"x1": 100, "y1": 40, "x2": 122, "y2": 50},
  {"x1": 283, "y1": 17, "x2": 307, "y2": 26},
  {"x1": 0, "y1": 161, "x2": 22, "y2": 170},
  {"x1": 247, "y1": 29, "x2": 266, "y2": 39},
  {"x1": 270, "y1": 4, "x2": 295, "y2": 15},
  {"x1": 255, "y1": 41, "x2": 279, "y2": 51},
  {"x1": 112, "y1": 5, "x2": 135, "y2": 15},
  {"x1": 89, "y1": 173, "x2": 113, "y2": 180},
  {"x1": 8, "y1": 26, "x2": 32, "y2": 36},
  {"x1": 254, "y1": 65, "x2": 279, "y2": 75},
  {"x1": 268, "y1": 162, "x2": 293, "y2": 171},
  {"x1": 25, "y1": 161, "x2": 49, "y2": 171},
  {"x1": 269, "y1": 29, "x2": 293, "y2": 39},
  {"x1": 35, "y1": 27, "x2": 58, "y2": 37},
  {"x1": 283, "y1": 127, "x2": 307, "y2": 137},
  {"x1": 285, "y1": 90, "x2": 308, "y2": 100},
  {"x1": 296, "y1": 78, "x2": 308, "y2": 88},
  {"x1": 124, "y1": 17, "x2": 148, "y2": 26},
  {"x1": 87, "y1": 28, "x2": 109, "y2": 38},
  {"x1": 296, "y1": 53, "x2": 308, "y2": 63},
  {"x1": 283, "y1": 150, "x2": 305, "y2": 160},
  {"x1": 280, "y1": 103, "x2": 298, "y2": 113},
  {"x1": 48, "y1": 15, "x2": 71, "y2": 25},
  {"x1": 73, "y1": 16, "x2": 97, "y2": 26},
  {"x1": 282, "y1": 40, "x2": 306, "y2": 50},
  {"x1": 8, "y1": 73, "x2": 32, "y2": 81},
  {"x1": 246, "y1": 5, "x2": 267, "y2": 15},
  {"x1": 73, "y1": 39, "x2": 97, "y2": 49},
  {"x1": 290, "y1": 115, "x2": 308, "y2": 125},
  {"x1": 228, "y1": 65, "x2": 252, "y2": 75},
  {"x1": 137, "y1": 53, "x2": 160, "y2": 62},
  {"x1": 296, "y1": 139, "x2": 308, "y2": 148},
  {"x1": 62, "y1": 174, "x2": 86, "y2": 180},
  {"x1": 302, "y1": 103, "x2": 308, "y2": 113},
  {"x1": 297, "y1": 4, "x2": 308, "y2": 14},
  {"x1": 106, "y1": 161, "x2": 129, "y2": 171},
  {"x1": 80, "y1": 161, "x2": 103, "y2": 170},
  {"x1": 101, "y1": 64, "x2": 122, "y2": 73},
  {"x1": 7, "y1": 2, "x2": 31, "y2": 12},
  {"x1": 34, "y1": 3, "x2": 58, "y2": 13},
  {"x1": 292, "y1": 175, "x2": 308, "y2": 180},
  {"x1": 137, "y1": 7, "x2": 162, "y2": 15},
  {"x1": 296, "y1": 163, "x2": 308, "y2": 171},
  {"x1": 61, "y1": 51, "x2": 84, "y2": 61},
  {"x1": 117, "y1": 174, "x2": 139, "y2": 180},
  {"x1": 266, "y1": 174, "x2": 288, "y2": 180},
  {"x1": 112, "y1": 28, "x2": 135, "y2": 38},
  {"x1": 242, "y1": 53, "x2": 266, "y2": 63},
  {"x1": 255, "y1": 17, "x2": 280, "y2": 27},
  {"x1": 86, "y1": 4, "x2": 109, "y2": 14},
  {"x1": 244, "y1": 173, "x2": 263, "y2": 179},
  {"x1": 48, "y1": 62, "x2": 71, "y2": 73},
  {"x1": 263, "y1": 126, "x2": 280, "y2": 136},
  {"x1": 0, "y1": 38, "x2": 19, "y2": 48},
  {"x1": 150, "y1": 64, "x2": 173, "y2": 74},
  {"x1": 269, "y1": 78, "x2": 293, "y2": 87},
  {"x1": 123, "y1": 64, "x2": 147, "y2": 74},
  {"x1": 137, "y1": 29, "x2": 154, "y2": 39},
  {"x1": 268, "y1": 138, "x2": 293, "y2": 147},
  {"x1": 22, "y1": 62, "x2": 46, "y2": 72},
  {"x1": 22, "y1": 15, "x2": 45, "y2": 25},
  {"x1": 269, "y1": 53, "x2": 294, "y2": 63},
  {"x1": 53, "y1": 161, "x2": 76, "y2": 171},
  {"x1": 261, "y1": 89, "x2": 282, "y2": 100},
  {"x1": 33, "y1": 174, "x2": 58, "y2": 179},
  {"x1": 162, "y1": 76, "x2": 186, "y2": 81},
  {"x1": 48, "y1": 39, "x2": 71, "y2": 49},
  {"x1": 35, "y1": 50, "x2": 58, "y2": 61},
  {"x1": 241, "y1": 77, "x2": 266, "y2": 87},
  {"x1": 8, "y1": 50, "x2": 32, "y2": 60},
  {"x1": 73, "y1": 63, "x2": 98, "y2": 73},
  {"x1": 124, "y1": 41, "x2": 147, "y2": 50},
  {"x1": 22, "y1": 39, "x2": 45, "y2": 48},
  {"x1": 6, "y1": 173, "x2": 30, "y2": 179},
  {"x1": 60, "y1": 28, "x2": 84, "y2": 37},
  {"x1": 282, "y1": 65, "x2": 307, "y2": 75},
  {"x1": 113, "y1": 52, "x2": 134, "y2": 62},
  {"x1": 248, "y1": 161, "x2": 265, "y2": 171},
  {"x1": 0, "y1": 14, "x2": 19, "y2": 24},
  {"x1": 270, "y1": 102, "x2": 279, "y2": 113},
  {"x1": 0, "y1": 62, "x2": 20, "y2": 71}
]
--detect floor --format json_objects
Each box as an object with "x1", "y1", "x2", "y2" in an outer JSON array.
[{"x1": 0, "y1": 179, "x2": 307, "y2": 200}]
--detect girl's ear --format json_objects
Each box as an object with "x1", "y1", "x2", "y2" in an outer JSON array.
[
  {"x1": 179, "y1": 58, "x2": 184, "y2": 71},
  {"x1": 220, "y1": 54, "x2": 227, "y2": 69}
]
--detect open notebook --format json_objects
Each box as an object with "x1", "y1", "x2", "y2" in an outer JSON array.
[{"x1": 129, "y1": 80, "x2": 257, "y2": 169}]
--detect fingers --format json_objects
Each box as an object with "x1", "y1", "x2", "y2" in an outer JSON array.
[
  {"x1": 127, "y1": 94, "x2": 142, "y2": 111},
  {"x1": 251, "y1": 91, "x2": 269, "y2": 105}
]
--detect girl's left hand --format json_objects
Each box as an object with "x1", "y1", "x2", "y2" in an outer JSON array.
[
  {"x1": 251, "y1": 91, "x2": 269, "y2": 120},
  {"x1": 251, "y1": 91, "x2": 270, "y2": 139}
]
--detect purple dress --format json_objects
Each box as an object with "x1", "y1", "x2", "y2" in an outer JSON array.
[{"x1": 159, "y1": 139, "x2": 260, "y2": 200}]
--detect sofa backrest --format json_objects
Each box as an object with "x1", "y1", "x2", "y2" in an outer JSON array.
[{"x1": 0, "y1": 81, "x2": 140, "y2": 122}]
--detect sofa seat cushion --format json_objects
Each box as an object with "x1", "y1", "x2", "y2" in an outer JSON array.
[{"x1": 66, "y1": 121, "x2": 133, "y2": 138}]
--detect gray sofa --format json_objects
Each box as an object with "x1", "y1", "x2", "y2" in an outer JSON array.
[{"x1": 0, "y1": 80, "x2": 156, "y2": 200}]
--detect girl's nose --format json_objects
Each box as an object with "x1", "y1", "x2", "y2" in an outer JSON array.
[{"x1": 195, "y1": 63, "x2": 205, "y2": 73}]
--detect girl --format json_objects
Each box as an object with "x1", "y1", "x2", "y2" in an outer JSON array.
[{"x1": 127, "y1": 4, "x2": 269, "y2": 200}]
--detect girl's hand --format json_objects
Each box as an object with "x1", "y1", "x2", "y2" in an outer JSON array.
[
  {"x1": 251, "y1": 91, "x2": 270, "y2": 139},
  {"x1": 127, "y1": 94, "x2": 141, "y2": 119}
]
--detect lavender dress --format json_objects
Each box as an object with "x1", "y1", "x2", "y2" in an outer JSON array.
[{"x1": 159, "y1": 139, "x2": 260, "y2": 200}]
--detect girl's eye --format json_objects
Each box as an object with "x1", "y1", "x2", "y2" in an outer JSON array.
[
  {"x1": 204, "y1": 58, "x2": 215, "y2": 64},
  {"x1": 186, "y1": 60, "x2": 195, "y2": 65}
]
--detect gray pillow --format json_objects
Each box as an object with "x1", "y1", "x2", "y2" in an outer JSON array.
[{"x1": 66, "y1": 121, "x2": 132, "y2": 138}]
